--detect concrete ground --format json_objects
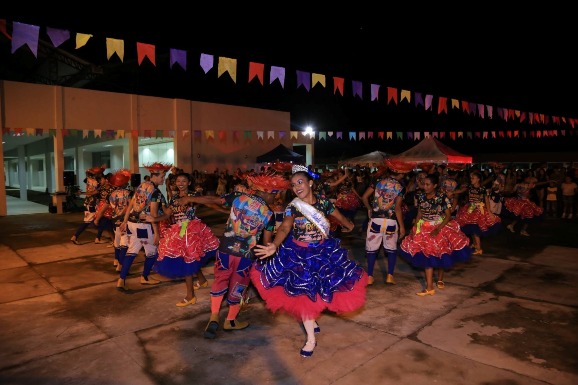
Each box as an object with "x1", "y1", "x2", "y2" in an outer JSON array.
[{"x1": 0, "y1": 205, "x2": 577, "y2": 385}]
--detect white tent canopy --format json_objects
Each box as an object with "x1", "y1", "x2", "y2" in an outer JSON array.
[{"x1": 338, "y1": 151, "x2": 389, "y2": 168}]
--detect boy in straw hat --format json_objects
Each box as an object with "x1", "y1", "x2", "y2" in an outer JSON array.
[
  {"x1": 117, "y1": 162, "x2": 171, "y2": 290},
  {"x1": 173, "y1": 171, "x2": 291, "y2": 339}
]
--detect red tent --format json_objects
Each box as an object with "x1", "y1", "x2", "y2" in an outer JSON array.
[{"x1": 388, "y1": 137, "x2": 472, "y2": 165}]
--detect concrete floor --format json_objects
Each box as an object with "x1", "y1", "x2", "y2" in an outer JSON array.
[{"x1": 0, "y1": 206, "x2": 577, "y2": 385}]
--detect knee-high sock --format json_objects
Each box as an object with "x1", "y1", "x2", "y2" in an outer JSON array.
[
  {"x1": 386, "y1": 251, "x2": 397, "y2": 275},
  {"x1": 227, "y1": 304, "x2": 240, "y2": 321},
  {"x1": 211, "y1": 294, "x2": 224, "y2": 314},
  {"x1": 118, "y1": 247, "x2": 128, "y2": 265},
  {"x1": 366, "y1": 251, "x2": 377, "y2": 276},
  {"x1": 119, "y1": 254, "x2": 136, "y2": 279},
  {"x1": 142, "y1": 255, "x2": 157, "y2": 277}
]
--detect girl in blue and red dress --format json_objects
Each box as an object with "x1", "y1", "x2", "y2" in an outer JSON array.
[
  {"x1": 503, "y1": 175, "x2": 545, "y2": 236},
  {"x1": 252, "y1": 165, "x2": 367, "y2": 358}
]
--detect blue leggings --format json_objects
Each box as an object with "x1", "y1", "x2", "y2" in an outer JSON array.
[{"x1": 366, "y1": 250, "x2": 397, "y2": 277}]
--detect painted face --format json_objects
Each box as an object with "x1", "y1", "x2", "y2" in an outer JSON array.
[{"x1": 291, "y1": 173, "x2": 311, "y2": 199}]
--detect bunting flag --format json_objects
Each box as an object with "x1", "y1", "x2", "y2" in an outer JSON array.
[
  {"x1": 290, "y1": 131, "x2": 298, "y2": 139},
  {"x1": 359, "y1": 132, "x2": 365, "y2": 140},
  {"x1": 318, "y1": 131, "x2": 326, "y2": 140},
  {"x1": 11, "y1": 22, "x2": 39, "y2": 57},
  {"x1": 349, "y1": 132, "x2": 357, "y2": 141},
  {"x1": 256, "y1": 131, "x2": 264, "y2": 140},
  {"x1": 336, "y1": 132, "x2": 342, "y2": 139},
  {"x1": 200, "y1": 53, "x2": 214, "y2": 73},
  {"x1": 312, "y1": 73, "x2": 325, "y2": 88},
  {"x1": 371, "y1": 84, "x2": 380, "y2": 101},
  {"x1": 0, "y1": 19, "x2": 10, "y2": 40},
  {"x1": 248, "y1": 62, "x2": 264, "y2": 84},
  {"x1": 233, "y1": 130, "x2": 240, "y2": 142},
  {"x1": 477, "y1": 103, "x2": 485, "y2": 118},
  {"x1": 387, "y1": 87, "x2": 398, "y2": 105},
  {"x1": 437, "y1": 96, "x2": 447, "y2": 114},
  {"x1": 425, "y1": 94, "x2": 433, "y2": 111},
  {"x1": 270, "y1": 66, "x2": 285, "y2": 88},
  {"x1": 218, "y1": 130, "x2": 226, "y2": 141},
  {"x1": 137, "y1": 42, "x2": 155, "y2": 66},
  {"x1": 106, "y1": 38, "x2": 124, "y2": 62},
  {"x1": 75, "y1": 33, "x2": 92, "y2": 49},
  {"x1": 170, "y1": 48, "x2": 187, "y2": 70},
  {"x1": 333, "y1": 77, "x2": 344, "y2": 96},
  {"x1": 296, "y1": 70, "x2": 311, "y2": 91},
  {"x1": 414, "y1": 92, "x2": 424, "y2": 108},
  {"x1": 205, "y1": 130, "x2": 214, "y2": 140},
  {"x1": 352, "y1": 81, "x2": 362, "y2": 99},
  {"x1": 401, "y1": 89, "x2": 411, "y2": 103},
  {"x1": 488, "y1": 105, "x2": 493, "y2": 119},
  {"x1": 194, "y1": 130, "x2": 202, "y2": 141},
  {"x1": 244, "y1": 130, "x2": 252, "y2": 140},
  {"x1": 46, "y1": 27, "x2": 70, "y2": 47},
  {"x1": 181, "y1": 130, "x2": 189, "y2": 138},
  {"x1": 218, "y1": 57, "x2": 237, "y2": 82},
  {"x1": 267, "y1": 130, "x2": 275, "y2": 139},
  {"x1": 451, "y1": 99, "x2": 459, "y2": 109}
]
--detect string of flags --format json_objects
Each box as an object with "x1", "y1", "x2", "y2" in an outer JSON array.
[{"x1": 1, "y1": 19, "x2": 576, "y2": 138}]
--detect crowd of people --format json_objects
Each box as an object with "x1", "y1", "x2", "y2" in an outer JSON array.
[{"x1": 68, "y1": 160, "x2": 578, "y2": 358}]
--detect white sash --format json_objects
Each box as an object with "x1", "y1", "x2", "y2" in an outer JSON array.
[{"x1": 288, "y1": 197, "x2": 330, "y2": 239}]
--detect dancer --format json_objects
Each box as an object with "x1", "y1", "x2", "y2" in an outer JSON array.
[
  {"x1": 503, "y1": 175, "x2": 546, "y2": 236},
  {"x1": 145, "y1": 172, "x2": 220, "y2": 307},
  {"x1": 361, "y1": 161, "x2": 408, "y2": 285},
  {"x1": 399, "y1": 173, "x2": 471, "y2": 296},
  {"x1": 70, "y1": 165, "x2": 106, "y2": 244},
  {"x1": 117, "y1": 162, "x2": 171, "y2": 290},
  {"x1": 93, "y1": 172, "x2": 115, "y2": 244},
  {"x1": 252, "y1": 165, "x2": 367, "y2": 358},
  {"x1": 455, "y1": 171, "x2": 502, "y2": 255},
  {"x1": 193, "y1": 172, "x2": 291, "y2": 339},
  {"x1": 95, "y1": 169, "x2": 132, "y2": 270}
]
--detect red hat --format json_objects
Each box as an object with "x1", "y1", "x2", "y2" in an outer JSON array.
[
  {"x1": 384, "y1": 159, "x2": 414, "y2": 174},
  {"x1": 109, "y1": 169, "x2": 132, "y2": 187},
  {"x1": 246, "y1": 172, "x2": 291, "y2": 194},
  {"x1": 143, "y1": 162, "x2": 172, "y2": 173},
  {"x1": 86, "y1": 164, "x2": 107, "y2": 175}
]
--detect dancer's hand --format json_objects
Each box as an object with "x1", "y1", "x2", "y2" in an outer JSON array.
[{"x1": 254, "y1": 243, "x2": 276, "y2": 259}]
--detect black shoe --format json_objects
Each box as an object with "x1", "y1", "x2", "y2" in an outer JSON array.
[{"x1": 204, "y1": 321, "x2": 219, "y2": 339}]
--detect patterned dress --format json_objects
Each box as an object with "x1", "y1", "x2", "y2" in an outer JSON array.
[
  {"x1": 399, "y1": 190, "x2": 471, "y2": 269},
  {"x1": 154, "y1": 192, "x2": 219, "y2": 278},
  {"x1": 502, "y1": 182, "x2": 544, "y2": 223},
  {"x1": 455, "y1": 185, "x2": 502, "y2": 236},
  {"x1": 251, "y1": 196, "x2": 367, "y2": 321}
]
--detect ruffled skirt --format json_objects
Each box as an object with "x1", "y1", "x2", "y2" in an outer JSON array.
[
  {"x1": 502, "y1": 198, "x2": 544, "y2": 222},
  {"x1": 399, "y1": 219, "x2": 471, "y2": 269},
  {"x1": 455, "y1": 204, "x2": 502, "y2": 236},
  {"x1": 155, "y1": 219, "x2": 219, "y2": 279},
  {"x1": 250, "y1": 236, "x2": 367, "y2": 321}
]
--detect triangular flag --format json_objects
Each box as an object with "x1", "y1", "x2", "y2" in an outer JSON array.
[
  {"x1": 401, "y1": 89, "x2": 411, "y2": 103},
  {"x1": 200, "y1": 53, "x2": 214, "y2": 73},
  {"x1": 170, "y1": 48, "x2": 187, "y2": 70},
  {"x1": 387, "y1": 87, "x2": 398, "y2": 105},
  {"x1": 352, "y1": 81, "x2": 362, "y2": 99},
  {"x1": 218, "y1": 57, "x2": 237, "y2": 82},
  {"x1": 46, "y1": 27, "x2": 69, "y2": 47},
  {"x1": 296, "y1": 70, "x2": 311, "y2": 91},
  {"x1": 106, "y1": 38, "x2": 124, "y2": 62},
  {"x1": 371, "y1": 84, "x2": 380, "y2": 101},
  {"x1": 137, "y1": 42, "x2": 155, "y2": 66},
  {"x1": 270, "y1": 66, "x2": 285, "y2": 88},
  {"x1": 312, "y1": 73, "x2": 325, "y2": 88},
  {"x1": 75, "y1": 32, "x2": 92, "y2": 49},
  {"x1": 248, "y1": 62, "x2": 264, "y2": 84},
  {"x1": 11, "y1": 22, "x2": 40, "y2": 57},
  {"x1": 333, "y1": 77, "x2": 344, "y2": 96}
]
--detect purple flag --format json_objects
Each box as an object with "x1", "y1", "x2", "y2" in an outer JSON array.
[
  {"x1": 414, "y1": 92, "x2": 424, "y2": 107},
  {"x1": 352, "y1": 81, "x2": 362, "y2": 99},
  {"x1": 270, "y1": 66, "x2": 285, "y2": 88},
  {"x1": 46, "y1": 27, "x2": 69, "y2": 47},
  {"x1": 296, "y1": 70, "x2": 311, "y2": 91},
  {"x1": 170, "y1": 48, "x2": 187, "y2": 70},
  {"x1": 12, "y1": 22, "x2": 40, "y2": 57},
  {"x1": 200, "y1": 53, "x2": 214, "y2": 74},
  {"x1": 371, "y1": 84, "x2": 380, "y2": 101}
]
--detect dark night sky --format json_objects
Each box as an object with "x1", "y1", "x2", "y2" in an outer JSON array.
[{"x1": 1, "y1": 10, "x2": 577, "y2": 160}]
